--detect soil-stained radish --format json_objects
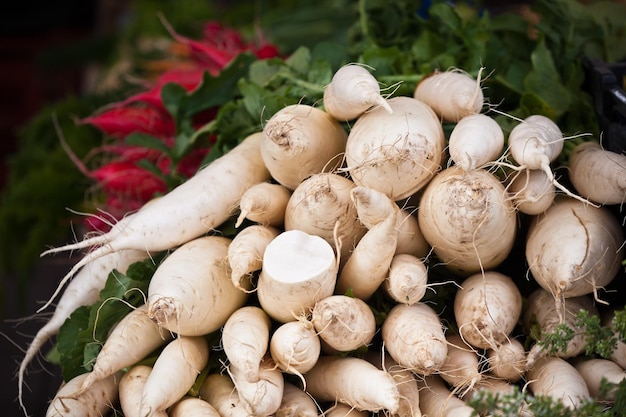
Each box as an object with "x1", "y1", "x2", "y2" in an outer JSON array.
[
  {"x1": 147, "y1": 235, "x2": 248, "y2": 336},
  {"x1": 228, "y1": 224, "x2": 280, "y2": 291},
  {"x1": 199, "y1": 374, "x2": 249, "y2": 417},
  {"x1": 507, "y1": 168, "x2": 555, "y2": 215},
  {"x1": 257, "y1": 229, "x2": 338, "y2": 323},
  {"x1": 418, "y1": 166, "x2": 517, "y2": 275},
  {"x1": 454, "y1": 271, "x2": 522, "y2": 350},
  {"x1": 527, "y1": 356, "x2": 591, "y2": 410},
  {"x1": 261, "y1": 103, "x2": 347, "y2": 190},
  {"x1": 323, "y1": 63, "x2": 393, "y2": 121},
  {"x1": 344, "y1": 96, "x2": 446, "y2": 200},
  {"x1": 236, "y1": 182, "x2": 292, "y2": 227},
  {"x1": 414, "y1": 68, "x2": 485, "y2": 123},
  {"x1": 448, "y1": 113, "x2": 505, "y2": 170}
]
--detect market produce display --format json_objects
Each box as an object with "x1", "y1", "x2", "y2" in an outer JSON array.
[{"x1": 9, "y1": 1, "x2": 626, "y2": 416}]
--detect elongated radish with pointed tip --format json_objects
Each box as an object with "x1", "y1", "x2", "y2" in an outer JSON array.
[
  {"x1": 416, "y1": 374, "x2": 476, "y2": 417},
  {"x1": 395, "y1": 209, "x2": 430, "y2": 258},
  {"x1": 383, "y1": 253, "x2": 428, "y2": 305},
  {"x1": 304, "y1": 355, "x2": 401, "y2": 413},
  {"x1": 222, "y1": 306, "x2": 272, "y2": 383},
  {"x1": 170, "y1": 396, "x2": 221, "y2": 417},
  {"x1": 345, "y1": 96, "x2": 446, "y2": 200},
  {"x1": 381, "y1": 302, "x2": 448, "y2": 375},
  {"x1": 507, "y1": 168, "x2": 555, "y2": 215},
  {"x1": 527, "y1": 356, "x2": 591, "y2": 410},
  {"x1": 269, "y1": 317, "x2": 321, "y2": 378},
  {"x1": 439, "y1": 334, "x2": 482, "y2": 394},
  {"x1": 119, "y1": 365, "x2": 152, "y2": 417},
  {"x1": 228, "y1": 224, "x2": 280, "y2": 291},
  {"x1": 198, "y1": 373, "x2": 249, "y2": 417},
  {"x1": 323, "y1": 63, "x2": 393, "y2": 121},
  {"x1": 261, "y1": 104, "x2": 347, "y2": 190},
  {"x1": 257, "y1": 229, "x2": 338, "y2": 323},
  {"x1": 367, "y1": 353, "x2": 423, "y2": 417},
  {"x1": 229, "y1": 355, "x2": 285, "y2": 417},
  {"x1": 147, "y1": 235, "x2": 248, "y2": 336},
  {"x1": 276, "y1": 382, "x2": 319, "y2": 417},
  {"x1": 414, "y1": 67, "x2": 485, "y2": 123},
  {"x1": 140, "y1": 336, "x2": 209, "y2": 417},
  {"x1": 39, "y1": 132, "x2": 270, "y2": 311},
  {"x1": 17, "y1": 248, "x2": 148, "y2": 416},
  {"x1": 568, "y1": 140, "x2": 626, "y2": 205},
  {"x1": 448, "y1": 113, "x2": 504, "y2": 171},
  {"x1": 573, "y1": 358, "x2": 626, "y2": 403},
  {"x1": 46, "y1": 371, "x2": 122, "y2": 417},
  {"x1": 236, "y1": 182, "x2": 292, "y2": 227}
]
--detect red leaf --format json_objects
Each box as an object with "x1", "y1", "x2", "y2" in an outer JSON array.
[{"x1": 81, "y1": 106, "x2": 175, "y2": 139}]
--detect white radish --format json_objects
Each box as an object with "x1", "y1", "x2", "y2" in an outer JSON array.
[
  {"x1": 198, "y1": 373, "x2": 249, "y2": 417},
  {"x1": 39, "y1": 132, "x2": 270, "y2": 310},
  {"x1": 454, "y1": 271, "x2": 522, "y2": 349},
  {"x1": 227, "y1": 224, "x2": 281, "y2": 291},
  {"x1": 602, "y1": 309, "x2": 626, "y2": 369},
  {"x1": 344, "y1": 96, "x2": 446, "y2": 200},
  {"x1": 147, "y1": 235, "x2": 248, "y2": 336},
  {"x1": 524, "y1": 288, "x2": 598, "y2": 369},
  {"x1": 335, "y1": 187, "x2": 399, "y2": 299},
  {"x1": 462, "y1": 376, "x2": 520, "y2": 405},
  {"x1": 573, "y1": 357, "x2": 626, "y2": 403},
  {"x1": 235, "y1": 182, "x2": 292, "y2": 227},
  {"x1": 507, "y1": 168, "x2": 555, "y2": 215},
  {"x1": 17, "y1": 248, "x2": 148, "y2": 416},
  {"x1": 439, "y1": 334, "x2": 482, "y2": 393},
  {"x1": 527, "y1": 356, "x2": 591, "y2": 410},
  {"x1": 395, "y1": 208, "x2": 430, "y2": 258},
  {"x1": 222, "y1": 306, "x2": 272, "y2": 383},
  {"x1": 311, "y1": 295, "x2": 376, "y2": 352},
  {"x1": 269, "y1": 317, "x2": 321, "y2": 378},
  {"x1": 284, "y1": 172, "x2": 366, "y2": 266},
  {"x1": 323, "y1": 63, "x2": 393, "y2": 121},
  {"x1": 261, "y1": 103, "x2": 348, "y2": 190},
  {"x1": 276, "y1": 381, "x2": 319, "y2": 417},
  {"x1": 383, "y1": 253, "x2": 428, "y2": 305},
  {"x1": 568, "y1": 140, "x2": 626, "y2": 205},
  {"x1": 381, "y1": 302, "x2": 448, "y2": 375},
  {"x1": 413, "y1": 67, "x2": 485, "y2": 123},
  {"x1": 169, "y1": 396, "x2": 221, "y2": 417},
  {"x1": 525, "y1": 196, "x2": 625, "y2": 305},
  {"x1": 448, "y1": 113, "x2": 505, "y2": 170},
  {"x1": 80, "y1": 304, "x2": 172, "y2": 392},
  {"x1": 229, "y1": 355, "x2": 285, "y2": 417},
  {"x1": 486, "y1": 338, "x2": 526, "y2": 382},
  {"x1": 416, "y1": 374, "x2": 476, "y2": 417},
  {"x1": 45, "y1": 371, "x2": 122, "y2": 417},
  {"x1": 323, "y1": 403, "x2": 369, "y2": 417},
  {"x1": 304, "y1": 355, "x2": 401, "y2": 413},
  {"x1": 418, "y1": 165, "x2": 517, "y2": 275},
  {"x1": 140, "y1": 335, "x2": 209, "y2": 417},
  {"x1": 119, "y1": 365, "x2": 152, "y2": 417},
  {"x1": 257, "y1": 229, "x2": 338, "y2": 323}
]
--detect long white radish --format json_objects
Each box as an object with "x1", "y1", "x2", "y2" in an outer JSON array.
[
  {"x1": 140, "y1": 336, "x2": 209, "y2": 417},
  {"x1": 573, "y1": 357, "x2": 626, "y2": 403},
  {"x1": 323, "y1": 403, "x2": 369, "y2": 417},
  {"x1": 222, "y1": 306, "x2": 272, "y2": 383},
  {"x1": 257, "y1": 229, "x2": 338, "y2": 323},
  {"x1": 275, "y1": 382, "x2": 319, "y2": 417},
  {"x1": 383, "y1": 253, "x2": 428, "y2": 305},
  {"x1": 568, "y1": 140, "x2": 626, "y2": 205},
  {"x1": 416, "y1": 374, "x2": 476, "y2": 417},
  {"x1": 344, "y1": 96, "x2": 446, "y2": 200},
  {"x1": 119, "y1": 365, "x2": 152, "y2": 417},
  {"x1": 236, "y1": 182, "x2": 292, "y2": 227},
  {"x1": 228, "y1": 224, "x2": 280, "y2": 291},
  {"x1": 335, "y1": 187, "x2": 399, "y2": 299},
  {"x1": 304, "y1": 355, "x2": 401, "y2": 413},
  {"x1": 524, "y1": 288, "x2": 598, "y2": 369},
  {"x1": 170, "y1": 396, "x2": 221, "y2": 417},
  {"x1": 525, "y1": 196, "x2": 625, "y2": 305},
  {"x1": 229, "y1": 355, "x2": 285, "y2": 417},
  {"x1": 414, "y1": 67, "x2": 485, "y2": 123},
  {"x1": 323, "y1": 63, "x2": 393, "y2": 121},
  {"x1": 198, "y1": 373, "x2": 249, "y2": 417},
  {"x1": 381, "y1": 302, "x2": 448, "y2": 375},
  {"x1": 486, "y1": 338, "x2": 526, "y2": 382},
  {"x1": 439, "y1": 334, "x2": 482, "y2": 393},
  {"x1": 454, "y1": 271, "x2": 522, "y2": 349},
  {"x1": 311, "y1": 295, "x2": 376, "y2": 352},
  {"x1": 448, "y1": 113, "x2": 505, "y2": 170},
  {"x1": 507, "y1": 168, "x2": 555, "y2": 215},
  {"x1": 418, "y1": 166, "x2": 517, "y2": 275},
  {"x1": 261, "y1": 103, "x2": 347, "y2": 190},
  {"x1": 269, "y1": 317, "x2": 321, "y2": 378},
  {"x1": 147, "y1": 235, "x2": 248, "y2": 336},
  {"x1": 17, "y1": 248, "x2": 148, "y2": 416},
  {"x1": 527, "y1": 356, "x2": 591, "y2": 410},
  {"x1": 45, "y1": 371, "x2": 122, "y2": 417},
  {"x1": 284, "y1": 172, "x2": 366, "y2": 266},
  {"x1": 79, "y1": 304, "x2": 172, "y2": 392},
  {"x1": 39, "y1": 132, "x2": 270, "y2": 310}
]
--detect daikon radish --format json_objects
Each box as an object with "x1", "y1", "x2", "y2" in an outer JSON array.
[
  {"x1": 439, "y1": 334, "x2": 482, "y2": 393},
  {"x1": 227, "y1": 224, "x2": 280, "y2": 291},
  {"x1": 416, "y1": 374, "x2": 476, "y2": 417},
  {"x1": 448, "y1": 113, "x2": 504, "y2": 170},
  {"x1": 395, "y1": 208, "x2": 430, "y2": 258},
  {"x1": 198, "y1": 373, "x2": 249, "y2": 417},
  {"x1": 383, "y1": 253, "x2": 428, "y2": 305},
  {"x1": 261, "y1": 103, "x2": 347, "y2": 190},
  {"x1": 344, "y1": 96, "x2": 446, "y2": 200},
  {"x1": 46, "y1": 371, "x2": 122, "y2": 417},
  {"x1": 602, "y1": 309, "x2": 626, "y2": 369},
  {"x1": 235, "y1": 182, "x2": 292, "y2": 227},
  {"x1": 574, "y1": 357, "x2": 626, "y2": 403},
  {"x1": 229, "y1": 355, "x2": 285, "y2": 417},
  {"x1": 276, "y1": 382, "x2": 319, "y2": 417},
  {"x1": 323, "y1": 403, "x2": 369, "y2": 417},
  {"x1": 269, "y1": 317, "x2": 321, "y2": 378},
  {"x1": 147, "y1": 235, "x2": 248, "y2": 336},
  {"x1": 257, "y1": 229, "x2": 338, "y2": 323},
  {"x1": 119, "y1": 365, "x2": 152, "y2": 417},
  {"x1": 418, "y1": 166, "x2": 517, "y2": 276},
  {"x1": 169, "y1": 396, "x2": 221, "y2": 417},
  {"x1": 381, "y1": 302, "x2": 448, "y2": 375},
  {"x1": 486, "y1": 338, "x2": 526, "y2": 382},
  {"x1": 507, "y1": 168, "x2": 555, "y2": 215},
  {"x1": 527, "y1": 356, "x2": 591, "y2": 410}
]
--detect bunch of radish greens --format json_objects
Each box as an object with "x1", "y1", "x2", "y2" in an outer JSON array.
[{"x1": 16, "y1": 0, "x2": 626, "y2": 416}]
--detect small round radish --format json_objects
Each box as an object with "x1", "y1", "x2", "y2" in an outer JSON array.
[
  {"x1": 414, "y1": 68, "x2": 485, "y2": 123},
  {"x1": 257, "y1": 229, "x2": 338, "y2": 323},
  {"x1": 323, "y1": 63, "x2": 393, "y2": 121},
  {"x1": 344, "y1": 96, "x2": 446, "y2": 200},
  {"x1": 486, "y1": 338, "x2": 526, "y2": 382},
  {"x1": 382, "y1": 253, "x2": 428, "y2": 305},
  {"x1": 527, "y1": 356, "x2": 591, "y2": 410},
  {"x1": 228, "y1": 224, "x2": 281, "y2": 291},
  {"x1": 454, "y1": 271, "x2": 522, "y2": 350},
  {"x1": 573, "y1": 357, "x2": 626, "y2": 403},
  {"x1": 507, "y1": 168, "x2": 555, "y2": 215},
  {"x1": 261, "y1": 103, "x2": 348, "y2": 190},
  {"x1": 235, "y1": 182, "x2": 292, "y2": 228},
  {"x1": 269, "y1": 317, "x2": 321, "y2": 378},
  {"x1": 448, "y1": 113, "x2": 505, "y2": 171},
  {"x1": 119, "y1": 365, "x2": 152, "y2": 417}
]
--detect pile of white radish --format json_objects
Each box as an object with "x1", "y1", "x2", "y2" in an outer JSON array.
[{"x1": 18, "y1": 62, "x2": 626, "y2": 417}]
